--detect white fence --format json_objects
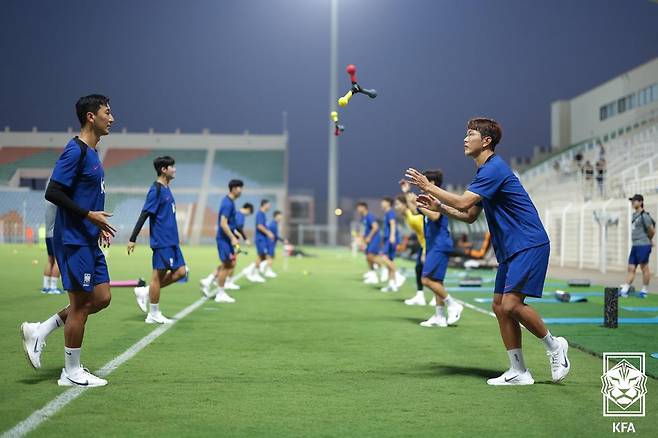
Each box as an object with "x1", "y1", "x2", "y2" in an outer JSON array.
[{"x1": 542, "y1": 195, "x2": 658, "y2": 275}]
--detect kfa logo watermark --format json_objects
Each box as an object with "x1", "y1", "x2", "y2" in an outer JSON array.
[
  {"x1": 601, "y1": 352, "x2": 647, "y2": 418},
  {"x1": 83, "y1": 273, "x2": 92, "y2": 288}
]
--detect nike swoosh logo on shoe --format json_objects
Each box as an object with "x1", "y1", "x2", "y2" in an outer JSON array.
[
  {"x1": 67, "y1": 377, "x2": 89, "y2": 386},
  {"x1": 33, "y1": 339, "x2": 39, "y2": 353},
  {"x1": 562, "y1": 358, "x2": 569, "y2": 368},
  {"x1": 504, "y1": 375, "x2": 519, "y2": 382}
]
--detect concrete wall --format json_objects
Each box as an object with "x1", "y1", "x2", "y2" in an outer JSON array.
[{"x1": 551, "y1": 57, "x2": 658, "y2": 147}]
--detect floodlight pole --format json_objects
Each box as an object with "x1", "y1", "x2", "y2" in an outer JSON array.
[{"x1": 327, "y1": 0, "x2": 338, "y2": 246}]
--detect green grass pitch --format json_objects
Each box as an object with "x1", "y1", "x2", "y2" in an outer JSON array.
[{"x1": 0, "y1": 244, "x2": 656, "y2": 436}]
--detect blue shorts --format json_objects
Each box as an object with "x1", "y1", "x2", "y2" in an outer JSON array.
[
  {"x1": 629, "y1": 245, "x2": 652, "y2": 265},
  {"x1": 365, "y1": 236, "x2": 381, "y2": 255},
  {"x1": 422, "y1": 250, "x2": 449, "y2": 281},
  {"x1": 45, "y1": 237, "x2": 54, "y2": 256},
  {"x1": 268, "y1": 240, "x2": 277, "y2": 257},
  {"x1": 494, "y1": 243, "x2": 549, "y2": 298},
  {"x1": 152, "y1": 245, "x2": 186, "y2": 271},
  {"x1": 381, "y1": 241, "x2": 397, "y2": 260},
  {"x1": 216, "y1": 239, "x2": 236, "y2": 263},
  {"x1": 56, "y1": 244, "x2": 110, "y2": 292},
  {"x1": 256, "y1": 238, "x2": 269, "y2": 257}
]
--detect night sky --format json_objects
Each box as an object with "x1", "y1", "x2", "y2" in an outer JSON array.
[{"x1": 2, "y1": 0, "x2": 658, "y2": 207}]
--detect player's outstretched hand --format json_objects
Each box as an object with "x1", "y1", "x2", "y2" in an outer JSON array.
[
  {"x1": 404, "y1": 168, "x2": 431, "y2": 192},
  {"x1": 100, "y1": 230, "x2": 113, "y2": 248},
  {"x1": 398, "y1": 179, "x2": 411, "y2": 193},
  {"x1": 417, "y1": 194, "x2": 441, "y2": 211},
  {"x1": 87, "y1": 211, "x2": 116, "y2": 236},
  {"x1": 127, "y1": 241, "x2": 136, "y2": 255}
]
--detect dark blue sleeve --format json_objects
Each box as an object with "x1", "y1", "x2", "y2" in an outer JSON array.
[
  {"x1": 257, "y1": 212, "x2": 265, "y2": 226},
  {"x1": 142, "y1": 186, "x2": 158, "y2": 214},
  {"x1": 50, "y1": 145, "x2": 81, "y2": 188},
  {"x1": 219, "y1": 199, "x2": 232, "y2": 220},
  {"x1": 467, "y1": 163, "x2": 504, "y2": 200}
]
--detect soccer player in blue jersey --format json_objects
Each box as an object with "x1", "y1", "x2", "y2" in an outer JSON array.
[
  {"x1": 127, "y1": 156, "x2": 188, "y2": 324},
  {"x1": 378, "y1": 197, "x2": 404, "y2": 292},
  {"x1": 356, "y1": 202, "x2": 381, "y2": 285},
  {"x1": 264, "y1": 210, "x2": 287, "y2": 277},
  {"x1": 211, "y1": 179, "x2": 244, "y2": 303},
  {"x1": 410, "y1": 170, "x2": 463, "y2": 328},
  {"x1": 21, "y1": 95, "x2": 115, "y2": 387},
  {"x1": 406, "y1": 117, "x2": 570, "y2": 385},
  {"x1": 41, "y1": 199, "x2": 63, "y2": 294},
  {"x1": 200, "y1": 202, "x2": 254, "y2": 293},
  {"x1": 248, "y1": 199, "x2": 273, "y2": 283}
]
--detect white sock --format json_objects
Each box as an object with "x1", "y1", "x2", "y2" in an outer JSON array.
[
  {"x1": 435, "y1": 305, "x2": 445, "y2": 317},
  {"x1": 203, "y1": 273, "x2": 215, "y2": 283},
  {"x1": 620, "y1": 283, "x2": 630, "y2": 293},
  {"x1": 42, "y1": 276, "x2": 50, "y2": 289},
  {"x1": 388, "y1": 279, "x2": 396, "y2": 288},
  {"x1": 37, "y1": 313, "x2": 64, "y2": 339},
  {"x1": 541, "y1": 331, "x2": 560, "y2": 352},
  {"x1": 415, "y1": 290, "x2": 424, "y2": 298},
  {"x1": 368, "y1": 270, "x2": 376, "y2": 276},
  {"x1": 49, "y1": 276, "x2": 59, "y2": 289},
  {"x1": 64, "y1": 347, "x2": 81, "y2": 374},
  {"x1": 218, "y1": 287, "x2": 225, "y2": 296},
  {"x1": 641, "y1": 285, "x2": 648, "y2": 293},
  {"x1": 149, "y1": 302, "x2": 159, "y2": 315},
  {"x1": 444, "y1": 294, "x2": 455, "y2": 307},
  {"x1": 226, "y1": 276, "x2": 233, "y2": 284},
  {"x1": 507, "y1": 348, "x2": 527, "y2": 372}
]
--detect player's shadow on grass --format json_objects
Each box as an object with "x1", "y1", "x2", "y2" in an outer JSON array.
[
  {"x1": 19, "y1": 368, "x2": 61, "y2": 384},
  {"x1": 428, "y1": 364, "x2": 501, "y2": 379}
]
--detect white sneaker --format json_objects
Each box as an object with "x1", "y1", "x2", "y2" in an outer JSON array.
[
  {"x1": 405, "y1": 294, "x2": 427, "y2": 306},
  {"x1": 379, "y1": 269, "x2": 389, "y2": 283},
  {"x1": 428, "y1": 297, "x2": 436, "y2": 306},
  {"x1": 145, "y1": 312, "x2": 174, "y2": 324},
  {"x1": 248, "y1": 272, "x2": 266, "y2": 283},
  {"x1": 57, "y1": 366, "x2": 108, "y2": 387},
  {"x1": 200, "y1": 276, "x2": 214, "y2": 290},
  {"x1": 264, "y1": 269, "x2": 277, "y2": 278},
  {"x1": 446, "y1": 303, "x2": 464, "y2": 325},
  {"x1": 548, "y1": 337, "x2": 570, "y2": 383},
  {"x1": 20, "y1": 322, "x2": 44, "y2": 370},
  {"x1": 47, "y1": 288, "x2": 65, "y2": 295},
  {"x1": 134, "y1": 286, "x2": 149, "y2": 313},
  {"x1": 395, "y1": 272, "x2": 406, "y2": 288},
  {"x1": 215, "y1": 292, "x2": 236, "y2": 303},
  {"x1": 380, "y1": 284, "x2": 398, "y2": 293},
  {"x1": 364, "y1": 276, "x2": 379, "y2": 285},
  {"x1": 225, "y1": 282, "x2": 241, "y2": 290},
  {"x1": 420, "y1": 314, "x2": 447, "y2": 328},
  {"x1": 487, "y1": 368, "x2": 534, "y2": 386}
]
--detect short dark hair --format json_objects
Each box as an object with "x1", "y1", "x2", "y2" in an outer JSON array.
[
  {"x1": 76, "y1": 95, "x2": 110, "y2": 127},
  {"x1": 153, "y1": 156, "x2": 175, "y2": 176},
  {"x1": 260, "y1": 199, "x2": 270, "y2": 207},
  {"x1": 242, "y1": 202, "x2": 254, "y2": 213},
  {"x1": 273, "y1": 210, "x2": 282, "y2": 217},
  {"x1": 423, "y1": 169, "x2": 443, "y2": 187},
  {"x1": 228, "y1": 179, "x2": 244, "y2": 190},
  {"x1": 467, "y1": 117, "x2": 502, "y2": 150},
  {"x1": 356, "y1": 201, "x2": 368, "y2": 209},
  {"x1": 382, "y1": 197, "x2": 393, "y2": 206}
]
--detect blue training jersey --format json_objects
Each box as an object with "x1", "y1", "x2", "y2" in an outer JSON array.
[
  {"x1": 268, "y1": 220, "x2": 279, "y2": 241},
  {"x1": 142, "y1": 183, "x2": 179, "y2": 248},
  {"x1": 423, "y1": 212, "x2": 453, "y2": 253},
  {"x1": 363, "y1": 212, "x2": 377, "y2": 237},
  {"x1": 467, "y1": 154, "x2": 549, "y2": 262},
  {"x1": 50, "y1": 137, "x2": 105, "y2": 246},
  {"x1": 235, "y1": 211, "x2": 245, "y2": 229},
  {"x1": 255, "y1": 210, "x2": 268, "y2": 241},
  {"x1": 383, "y1": 209, "x2": 399, "y2": 242},
  {"x1": 217, "y1": 195, "x2": 236, "y2": 242}
]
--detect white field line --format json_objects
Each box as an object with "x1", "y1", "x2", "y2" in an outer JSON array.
[{"x1": 2, "y1": 265, "x2": 253, "y2": 438}]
